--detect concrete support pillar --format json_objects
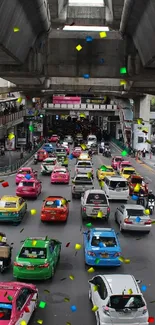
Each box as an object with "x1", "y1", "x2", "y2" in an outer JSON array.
[{"x1": 133, "y1": 95, "x2": 151, "y2": 122}]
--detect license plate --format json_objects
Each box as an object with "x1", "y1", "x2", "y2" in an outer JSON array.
[
  {"x1": 101, "y1": 253, "x2": 109, "y2": 258},
  {"x1": 0, "y1": 261, "x2": 3, "y2": 266},
  {"x1": 93, "y1": 209, "x2": 99, "y2": 213},
  {"x1": 27, "y1": 266, "x2": 34, "y2": 270},
  {"x1": 50, "y1": 216, "x2": 55, "y2": 220},
  {"x1": 116, "y1": 188, "x2": 121, "y2": 191}
]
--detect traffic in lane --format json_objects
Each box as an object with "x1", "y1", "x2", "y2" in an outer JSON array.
[{"x1": 0, "y1": 144, "x2": 155, "y2": 325}]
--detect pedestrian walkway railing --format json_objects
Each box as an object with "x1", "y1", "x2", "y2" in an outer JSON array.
[
  {"x1": 111, "y1": 138, "x2": 129, "y2": 153},
  {"x1": 0, "y1": 141, "x2": 44, "y2": 175},
  {"x1": 0, "y1": 109, "x2": 26, "y2": 125}
]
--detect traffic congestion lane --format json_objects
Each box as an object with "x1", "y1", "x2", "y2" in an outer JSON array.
[{"x1": 0, "y1": 152, "x2": 155, "y2": 325}]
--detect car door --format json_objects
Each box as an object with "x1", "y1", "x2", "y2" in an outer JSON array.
[
  {"x1": 15, "y1": 288, "x2": 36, "y2": 325},
  {"x1": 117, "y1": 206, "x2": 124, "y2": 223},
  {"x1": 90, "y1": 276, "x2": 107, "y2": 308},
  {"x1": 48, "y1": 242, "x2": 57, "y2": 267},
  {"x1": 18, "y1": 198, "x2": 25, "y2": 217}
]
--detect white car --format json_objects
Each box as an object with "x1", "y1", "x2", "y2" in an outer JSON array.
[
  {"x1": 41, "y1": 157, "x2": 58, "y2": 175},
  {"x1": 103, "y1": 176, "x2": 129, "y2": 201},
  {"x1": 115, "y1": 204, "x2": 152, "y2": 233},
  {"x1": 88, "y1": 274, "x2": 149, "y2": 325},
  {"x1": 81, "y1": 189, "x2": 110, "y2": 220},
  {"x1": 72, "y1": 174, "x2": 94, "y2": 198},
  {"x1": 64, "y1": 135, "x2": 73, "y2": 144},
  {"x1": 75, "y1": 160, "x2": 94, "y2": 177}
]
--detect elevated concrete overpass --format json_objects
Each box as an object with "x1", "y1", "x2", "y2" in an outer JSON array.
[{"x1": 0, "y1": 0, "x2": 155, "y2": 98}]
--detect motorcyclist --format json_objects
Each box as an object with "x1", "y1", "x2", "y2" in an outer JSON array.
[
  {"x1": 146, "y1": 190, "x2": 155, "y2": 208},
  {"x1": 0, "y1": 233, "x2": 12, "y2": 267},
  {"x1": 88, "y1": 148, "x2": 92, "y2": 157},
  {"x1": 137, "y1": 187, "x2": 145, "y2": 206}
]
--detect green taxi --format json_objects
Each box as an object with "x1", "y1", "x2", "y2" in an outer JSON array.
[{"x1": 13, "y1": 237, "x2": 61, "y2": 280}]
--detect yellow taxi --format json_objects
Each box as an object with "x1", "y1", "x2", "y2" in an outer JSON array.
[
  {"x1": 96, "y1": 165, "x2": 115, "y2": 180},
  {"x1": 0, "y1": 196, "x2": 27, "y2": 224},
  {"x1": 78, "y1": 153, "x2": 91, "y2": 161},
  {"x1": 120, "y1": 167, "x2": 136, "y2": 179}
]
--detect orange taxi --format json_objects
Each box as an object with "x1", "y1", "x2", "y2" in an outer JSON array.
[
  {"x1": 41, "y1": 196, "x2": 69, "y2": 222},
  {"x1": 37, "y1": 149, "x2": 48, "y2": 162}
]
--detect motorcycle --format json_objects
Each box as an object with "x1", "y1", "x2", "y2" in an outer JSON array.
[
  {"x1": 0, "y1": 246, "x2": 12, "y2": 273},
  {"x1": 137, "y1": 194, "x2": 145, "y2": 206},
  {"x1": 105, "y1": 150, "x2": 111, "y2": 158},
  {"x1": 33, "y1": 156, "x2": 38, "y2": 164},
  {"x1": 147, "y1": 199, "x2": 155, "y2": 215}
]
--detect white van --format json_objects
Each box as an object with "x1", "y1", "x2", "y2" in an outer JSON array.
[
  {"x1": 87, "y1": 135, "x2": 97, "y2": 148},
  {"x1": 103, "y1": 175, "x2": 129, "y2": 201}
]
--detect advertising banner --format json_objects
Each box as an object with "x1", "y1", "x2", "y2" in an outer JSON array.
[{"x1": 53, "y1": 96, "x2": 81, "y2": 104}]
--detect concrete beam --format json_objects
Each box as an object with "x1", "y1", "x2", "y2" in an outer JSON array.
[
  {"x1": 66, "y1": 6, "x2": 105, "y2": 25},
  {"x1": 49, "y1": 30, "x2": 122, "y2": 39}
]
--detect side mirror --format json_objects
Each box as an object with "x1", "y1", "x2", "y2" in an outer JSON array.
[{"x1": 72, "y1": 180, "x2": 75, "y2": 184}]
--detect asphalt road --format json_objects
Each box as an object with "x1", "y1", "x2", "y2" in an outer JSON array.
[{"x1": 0, "y1": 143, "x2": 155, "y2": 325}]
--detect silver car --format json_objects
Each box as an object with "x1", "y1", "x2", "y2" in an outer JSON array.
[
  {"x1": 64, "y1": 135, "x2": 73, "y2": 144},
  {"x1": 72, "y1": 174, "x2": 94, "y2": 198},
  {"x1": 81, "y1": 189, "x2": 110, "y2": 221},
  {"x1": 115, "y1": 204, "x2": 152, "y2": 233},
  {"x1": 75, "y1": 160, "x2": 94, "y2": 177}
]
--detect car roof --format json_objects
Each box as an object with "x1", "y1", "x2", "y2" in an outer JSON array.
[
  {"x1": 122, "y1": 167, "x2": 135, "y2": 170},
  {"x1": 22, "y1": 178, "x2": 36, "y2": 182},
  {"x1": 75, "y1": 174, "x2": 90, "y2": 178},
  {"x1": 130, "y1": 175, "x2": 143, "y2": 178},
  {"x1": 114, "y1": 156, "x2": 122, "y2": 159},
  {"x1": 102, "y1": 274, "x2": 139, "y2": 294},
  {"x1": 105, "y1": 176, "x2": 126, "y2": 181},
  {"x1": 91, "y1": 228, "x2": 116, "y2": 237},
  {"x1": 18, "y1": 167, "x2": 32, "y2": 171},
  {"x1": 45, "y1": 196, "x2": 64, "y2": 201},
  {"x1": 123, "y1": 204, "x2": 144, "y2": 210},
  {"x1": 24, "y1": 237, "x2": 49, "y2": 248},
  {"x1": 1, "y1": 196, "x2": 19, "y2": 202},
  {"x1": 0, "y1": 282, "x2": 29, "y2": 301},
  {"x1": 85, "y1": 189, "x2": 106, "y2": 195},
  {"x1": 121, "y1": 161, "x2": 131, "y2": 164},
  {"x1": 77, "y1": 160, "x2": 91, "y2": 163},
  {"x1": 53, "y1": 167, "x2": 66, "y2": 171},
  {"x1": 52, "y1": 134, "x2": 58, "y2": 136},
  {"x1": 44, "y1": 157, "x2": 56, "y2": 161}
]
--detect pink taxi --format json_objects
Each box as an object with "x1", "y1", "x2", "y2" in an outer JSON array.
[
  {"x1": 111, "y1": 156, "x2": 124, "y2": 170},
  {"x1": 15, "y1": 167, "x2": 37, "y2": 185},
  {"x1": 62, "y1": 142, "x2": 70, "y2": 155},
  {"x1": 0, "y1": 281, "x2": 38, "y2": 325},
  {"x1": 72, "y1": 147, "x2": 82, "y2": 158},
  {"x1": 118, "y1": 160, "x2": 132, "y2": 173},
  {"x1": 16, "y1": 178, "x2": 42, "y2": 198},
  {"x1": 51, "y1": 166, "x2": 70, "y2": 184},
  {"x1": 49, "y1": 134, "x2": 59, "y2": 142}
]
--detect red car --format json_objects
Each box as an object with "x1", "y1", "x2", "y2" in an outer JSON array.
[
  {"x1": 16, "y1": 178, "x2": 42, "y2": 198},
  {"x1": 72, "y1": 147, "x2": 82, "y2": 158},
  {"x1": 128, "y1": 175, "x2": 148, "y2": 196},
  {"x1": 41, "y1": 196, "x2": 69, "y2": 222},
  {"x1": 0, "y1": 281, "x2": 38, "y2": 325},
  {"x1": 111, "y1": 156, "x2": 124, "y2": 170},
  {"x1": 49, "y1": 134, "x2": 59, "y2": 142},
  {"x1": 37, "y1": 149, "x2": 48, "y2": 161},
  {"x1": 118, "y1": 161, "x2": 132, "y2": 173}
]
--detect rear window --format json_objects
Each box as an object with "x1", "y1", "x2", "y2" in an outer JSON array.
[
  {"x1": 86, "y1": 193, "x2": 107, "y2": 204},
  {"x1": 20, "y1": 182, "x2": 35, "y2": 187},
  {"x1": 91, "y1": 236, "x2": 117, "y2": 247},
  {"x1": 75, "y1": 177, "x2": 93, "y2": 185},
  {"x1": 0, "y1": 201, "x2": 17, "y2": 208},
  {"x1": 54, "y1": 170, "x2": 66, "y2": 174},
  {"x1": 0, "y1": 303, "x2": 12, "y2": 319},
  {"x1": 109, "y1": 181, "x2": 127, "y2": 189},
  {"x1": 131, "y1": 178, "x2": 142, "y2": 184},
  {"x1": 123, "y1": 170, "x2": 135, "y2": 175},
  {"x1": 121, "y1": 164, "x2": 131, "y2": 168},
  {"x1": 108, "y1": 295, "x2": 145, "y2": 310},
  {"x1": 115, "y1": 158, "x2": 122, "y2": 162},
  {"x1": 19, "y1": 247, "x2": 47, "y2": 259},
  {"x1": 88, "y1": 137, "x2": 96, "y2": 141},
  {"x1": 18, "y1": 170, "x2": 30, "y2": 174},
  {"x1": 78, "y1": 162, "x2": 91, "y2": 167},
  {"x1": 126, "y1": 209, "x2": 144, "y2": 216},
  {"x1": 56, "y1": 149, "x2": 66, "y2": 153}
]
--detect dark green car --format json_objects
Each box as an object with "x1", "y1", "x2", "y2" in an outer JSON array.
[{"x1": 13, "y1": 237, "x2": 61, "y2": 280}]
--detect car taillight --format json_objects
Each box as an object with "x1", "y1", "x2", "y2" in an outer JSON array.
[
  {"x1": 83, "y1": 207, "x2": 86, "y2": 212},
  {"x1": 39, "y1": 263, "x2": 49, "y2": 268},
  {"x1": 14, "y1": 262, "x2": 23, "y2": 267},
  {"x1": 144, "y1": 219, "x2": 152, "y2": 225},
  {"x1": 103, "y1": 306, "x2": 110, "y2": 316},
  {"x1": 87, "y1": 251, "x2": 96, "y2": 256},
  {"x1": 124, "y1": 218, "x2": 133, "y2": 224},
  {"x1": 143, "y1": 307, "x2": 148, "y2": 314},
  {"x1": 107, "y1": 207, "x2": 110, "y2": 213},
  {"x1": 114, "y1": 252, "x2": 121, "y2": 257},
  {"x1": 76, "y1": 169, "x2": 78, "y2": 172}
]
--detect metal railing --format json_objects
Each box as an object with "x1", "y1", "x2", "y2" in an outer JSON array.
[
  {"x1": 0, "y1": 109, "x2": 26, "y2": 125},
  {"x1": 111, "y1": 137, "x2": 129, "y2": 153},
  {"x1": 0, "y1": 141, "x2": 44, "y2": 175}
]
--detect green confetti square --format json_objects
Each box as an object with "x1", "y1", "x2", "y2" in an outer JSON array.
[
  {"x1": 95, "y1": 258, "x2": 100, "y2": 264},
  {"x1": 120, "y1": 67, "x2": 127, "y2": 74},
  {"x1": 7, "y1": 295, "x2": 13, "y2": 301},
  {"x1": 39, "y1": 301, "x2": 46, "y2": 308}
]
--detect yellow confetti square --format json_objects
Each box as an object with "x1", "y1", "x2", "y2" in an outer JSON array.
[
  {"x1": 120, "y1": 80, "x2": 127, "y2": 86},
  {"x1": 80, "y1": 113, "x2": 86, "y2": 118},
  {"x1": 124, "y1": 259, "x2": 130, "y2": 264},
  {"x1": 14, "y1": 27, "x2": 20, "y2": 32},
  {"x1": 93, "y1": 285, "x2": 98, "y2": 292},
  {"x1": 76, "y1": 44, "x2": 82, "y2": 51},
  {"x1": 17, "y1": 97, "x2": 22, "y2": 104},
  {"x1": 92, "y1": 305, "x2": 98, "y2": 312},
  {"x1": 37, "y1": 321, "x2": 43, "y2": 325},
  {"x1": 144, "y1": 209, "x2": 150, "y2": 215},
  {"x1": 20, "y1": 321, "x2": 27, "y2": 325},
  {"x1": 31, "y1": 209, "x2": 37, "y2": 215},
  {"x1": 75, "y1": 243, "x2": 81, "y2": 250},
  {"x1": 8, "y1": 133, "x2": 15, "y2": 140},
  {"x1": 118, "y1": 256, "x2": 125, "y2": 263},
  {"x1": 87, "y1": 267, "x2": 95, "y2": 273},
  {"x1": 134, "y1": 184, "x2": 141, "y2": 193},
  {"x1": 69, "y1": 275, "x2": 74, "y2": 280},
  {"x1": 32, "y1": 240, "x2": 37, "y2": 246},
  {"x1": 128, "y1": 289, "x2": 133, "y2": 294},
  {"x1": 97, "y1": 211, "x2": 103, "y2": 218},
  {"x1": 61, "y1": 199, "x2": 66, "y2": 206},
  {"x1": 137, "y1": 118, "x2": 143, "y2": 125},
  {"x1": 99, "y1": 31, "x2": 107, "y2": 38}
]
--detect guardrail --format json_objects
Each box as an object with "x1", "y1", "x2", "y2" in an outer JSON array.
[
  {"x1": 0, "y1": 141, "x2": 44, "y2": 175},
  {"x1": 0, "y1": 109, "x2": 26, "y2": 126},
  {"x1": 44, "y1": 104, "x2": 118, "y2": 111},
  {"x1": 111, "y1": 137, "x2": 129, "y2": 153}
]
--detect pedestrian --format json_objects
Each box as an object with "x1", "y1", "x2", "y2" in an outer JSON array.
[{"x1": 142, "y1": 148, "x2": 146, "y2": 158}]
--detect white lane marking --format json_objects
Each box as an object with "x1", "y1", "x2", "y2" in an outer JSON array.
[{"x1": 146, "y1": 176, "x2": 152, "y2": 183}]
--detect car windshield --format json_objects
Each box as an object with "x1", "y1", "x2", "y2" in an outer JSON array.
[
  {"x1": 18, "y1": 170, "x2": 31, "y2": 174},
  {"x1": 20, "y1": 182, "x2": 35, "y2": 187},
  {"x1": 123, "y1": 170, "x2": 135, "y2": 175},
  {"x1": 115, "y1": 158, "x2": 122, "y2": 162},
  {"x1": 45, "y1": 200, "x2": 62, "y2": 207},
  {"x1": 131, "y1": 178, "x2": 142, "y2": 184},
  {"x1": 0, "y1": 303, "x2": 12, "y2": 320},
  {"x1": 75, "y1": 177, "x2": 93, "y2": 185},
  {"x1": 86, "y1": 193, "x2": 107, "y2": 205},
  {"x1": 100, "y1": 167, "x2": 113, "y2": 172},
  {"x1": 126, "y1": 209, "x2": 144, "y2": 216},
  {"x1": 0, "y1": 201, "x2": 17, "y2": 208},
  {"x1": 91, "y1": 236, "x2": 117, "y2": 247},
  {"x1": 78, "y1": 162, "x2": 91, "y2": 167},
  {"x1": 110, "y1": 181, "x2": 127, "y2": 189},
  {"x1": 56, "y1": 149, "x2": 66, "y2": 153},
  {"x1": 108, "y1": 295, "x2": 145, "y2": 310},
  {"x1": 88, "y1": 137, "x2": 96, "y2": 141},
  {"x1": 44, "y1": 160, "x2": 56, "y2": 165},
  {"x1": 19, "y1": 247, "x2": 47, "y2": 259}
]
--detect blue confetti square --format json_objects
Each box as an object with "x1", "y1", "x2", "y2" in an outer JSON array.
[
  {"x1": 83, "y1": 74, "x2": 90, "y2": 79},
  {"x1": 86, "y1": 36, "x2": 93, "y2": 42}
]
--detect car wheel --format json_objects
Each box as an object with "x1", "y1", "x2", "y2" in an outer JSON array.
[
  {"x1": 120, "y1": 222, "x2": 124, "y2": 232},
  {"x1": 88, "y1": 289, "x2": 92, "y2": 301}
]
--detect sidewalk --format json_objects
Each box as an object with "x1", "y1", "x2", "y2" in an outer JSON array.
[
  {"x1": 139, "y1": 153, "x2": 155, "y2": 169},
  {"x1": 0, "y1": 151, "x2": 21, "y2": 168}
]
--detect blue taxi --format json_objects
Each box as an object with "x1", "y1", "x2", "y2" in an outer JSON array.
[
  {"x1": 42, "y1": 143, "x2": 54, "y2": 153},
  {"x1": 83, "y1": 228, "x2": 122, "y2": 266}
]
